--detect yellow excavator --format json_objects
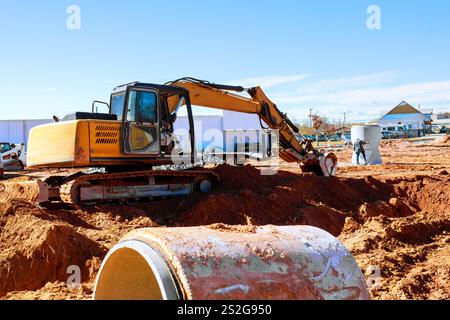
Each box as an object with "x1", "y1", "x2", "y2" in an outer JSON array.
[
  {"x1": 0, "y1": 78, "x2": 371, "y2": 300},
  {"x1": 5, "y1": 78, "x2": 337, "y2": 204}
]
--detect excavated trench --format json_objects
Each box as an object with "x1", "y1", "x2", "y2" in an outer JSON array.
[
  {"x1": 0, "y1": 164, "x2": 448, "y2": 299},
  {"x1": 169, "y1": 166, "x2": 449, "y2": 237}
]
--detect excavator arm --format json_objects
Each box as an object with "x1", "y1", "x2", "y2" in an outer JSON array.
[{"x1": 166, "y1": 78, "x2": 337, "y2": 176}]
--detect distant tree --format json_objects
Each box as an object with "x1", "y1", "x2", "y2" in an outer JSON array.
[
  {"x1": 297, "y1": 123, "x2": 315, "y2": 136},
  {"x1": 323, "y1": 123, "x2": 338, "y2": 136},
  {"x1": 311, "y1": 115, "x2": 324, "y2": 145},
  {"x1": 312, "y1": 115, "x2": 323, "y2": 132}
]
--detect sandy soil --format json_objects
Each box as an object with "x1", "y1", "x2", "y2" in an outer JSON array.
[{"x1": 0, "y1": 136, "x2": 449, "y2": 300}]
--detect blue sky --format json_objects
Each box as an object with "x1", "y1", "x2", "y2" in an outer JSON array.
[{"x1": 0, "y1": 0, "x2": 449, "y2": 122}]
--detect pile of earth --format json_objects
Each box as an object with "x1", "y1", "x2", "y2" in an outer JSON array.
[
  {"x1": 173, "y1": 166, "x2": 449, "y2": 234},
  {"x1": 432, "y1": 135, "x2": 450, "y2": 145},
  {"x1": 340, "y1": 213, "x2": 450, "y2": 299},
  {"x1": 0, "y1": 164, "x2": 449, "y2": 299},
  {"x1": 380, "y1": 139, "x2": 411, "y2": 149},
  {"x1": 0, "y1": 201, "x2": 106, "y2": 296}
]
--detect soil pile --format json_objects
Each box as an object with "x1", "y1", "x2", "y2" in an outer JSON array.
[
  {"x1": 340, "y1": 213, "x2": 450, "y2": 299},
  {"x1": 381, "y1": 139, "x2": 411, "y2": 149},
  {"x1": 0, "y1": 201, "x2": 106, "y2": 296},
  {"x1": 0, "y1": 179, "x2": 41, "y2": 202},
  {"x1": 0, "y1": 139, "x2": 449, "y2": 300},
  {"x1": 174, "y1": 166, "x2": 449, "y2": 238},
  {"x1": 432, "y1": 135, "x2": 450, "y2": 145}
]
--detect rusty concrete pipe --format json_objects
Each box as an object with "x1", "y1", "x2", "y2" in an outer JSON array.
[{"x1": 94, "y1": 225, "x2": 370, "y2": 300}]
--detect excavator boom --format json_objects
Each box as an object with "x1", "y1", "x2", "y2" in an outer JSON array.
[
  {"x1": 1, "y1": 77, "x2": 337, "y2": 205},
  {"x1": 166, "y1": 78, "x2": 337, "y2": 176}
]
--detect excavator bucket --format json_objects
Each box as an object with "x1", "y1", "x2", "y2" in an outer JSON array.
[
  {"x1": 319, "y1": 152, "x2": 338, "y2": 177},
  {"x1": 299, "y1": 152, "x2": 338, "y2": 177},
  {"x1": 94, "y1": 225, "x2": 370, "y2": 300}
]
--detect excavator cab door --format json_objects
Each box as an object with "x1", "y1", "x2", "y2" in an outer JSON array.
[{"x1": 122, "y1": 88, "x2": 161, "y2": 156}]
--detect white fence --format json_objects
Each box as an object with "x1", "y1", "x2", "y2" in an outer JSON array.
[
  {"x1": 174, "y1": 112, "x2": 262, "y2": 150},
  {"x1": 0, "y1": 112, "x2": 261, "y2": 150}
]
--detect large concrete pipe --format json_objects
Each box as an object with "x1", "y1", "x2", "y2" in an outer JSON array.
[
  {"x1": 351, "y1": 125, "x2": 382, "y2": 165},
  {"x1": 94, "y1": 225, "x2": 370, "y2": 300}
]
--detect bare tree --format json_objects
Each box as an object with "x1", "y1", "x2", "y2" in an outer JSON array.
[{"x1": 312, "y1": 115, "x2": 324, "y2": 145}]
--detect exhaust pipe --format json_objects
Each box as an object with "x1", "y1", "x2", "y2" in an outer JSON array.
[{"x1": 94, "y1": 225, "x2": 370, "y2": 300}]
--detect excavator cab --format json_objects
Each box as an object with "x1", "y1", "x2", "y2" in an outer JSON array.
[{"x1": 108, "y1": 82, "x2": 196, "y2": 163}]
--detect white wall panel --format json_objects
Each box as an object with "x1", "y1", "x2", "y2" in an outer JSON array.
[
  {"x1": 174, "y1": 115, "x2": 223, "y2": 150},
  {"x1": 0, "y1": 119, "x2": 52, "y2": 146},
  {"x1": 222, "y1": 110, "x2": 261, "y2": 130}
]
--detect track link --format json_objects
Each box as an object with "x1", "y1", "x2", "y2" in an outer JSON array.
[
  {"x1": 56, "y1": 169, "x2": 220, "y2": 205},
  {"x1": 60, "y1": 180, "x2": 92, "y2": 204}
]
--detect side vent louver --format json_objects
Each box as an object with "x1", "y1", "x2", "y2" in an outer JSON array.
[{"x1": 94, "y1": 124, "x2": 120, "y2": 144}]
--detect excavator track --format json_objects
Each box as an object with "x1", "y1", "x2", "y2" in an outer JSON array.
[
  {"x1": 55, "y1": 169, "x2": 220, "y2": 205},
  {"x1": 62, "y1": 169, "x2": 219, "y2": 184},
  {"x1": 60, "y1": 180, "x2": 92, "y2": 204}
]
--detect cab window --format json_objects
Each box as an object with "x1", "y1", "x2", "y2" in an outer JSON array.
[
  {"x1": 111, "y1": 94, "x2": 125, "y2": 120},
  {"x1": 127, "y1": 90, "x2": 157, "y2": 123},
  {"x1": 0, "y1": 143, "x2": 11, "y2": 153}
]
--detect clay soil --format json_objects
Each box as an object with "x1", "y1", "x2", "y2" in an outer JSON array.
[{"x1": 0, "y1": 136, "x2": 449, "y2": 300}]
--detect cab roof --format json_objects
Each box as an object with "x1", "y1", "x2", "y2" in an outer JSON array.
[{"x1": 111, "y1": 82, "x2": 189, "y2": 96}]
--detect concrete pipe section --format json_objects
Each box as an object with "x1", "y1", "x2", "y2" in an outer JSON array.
[
  {"x1": 351, "y1": 125, "x2": 383, "y2": 165},
  {"x1": 94, "y1": 225, "x2": 370, "y2": 300}
]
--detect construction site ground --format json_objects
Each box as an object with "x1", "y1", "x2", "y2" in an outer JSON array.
[{"x1": 0, "y1": 135, "x2": 449, "y2": 300}]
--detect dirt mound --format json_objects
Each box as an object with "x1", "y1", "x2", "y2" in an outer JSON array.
[
  {"x1": 0, "y1": 180, "x2": 41, "y2": 202},
  {"x1": 358, "y1": 198, "x2": 414, "y2": 219},
  {"x1": 386, "y1": 214, "x2": 450, "y2": 244},
  {"x1": 390, "y1": 175, "x2": 450, "y2": 215},
  {"x1": 211, "y1": 164, "x2": 285, "y2": 190},
  {"x1": 381, "y1": 139, "x2": 410, "y2": 149},
  {"x1": 432, "y1": 135, "x2": 450, "y2": 145},
  {"x1": 173, "y1": 165, "x2": 448, "y2": 237},
  {"x1": 340, "y1": 212, "x2": 450, "y2": 300},
  {"x1": 0, "y1": 201, "x2": 106, "y2": 296},
  {"x1": 1, "y1": 140, "x2": 449, "y2": 300},
  {"x1": 2, "y1": 281, "x2": 93, "y2": 300}
]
